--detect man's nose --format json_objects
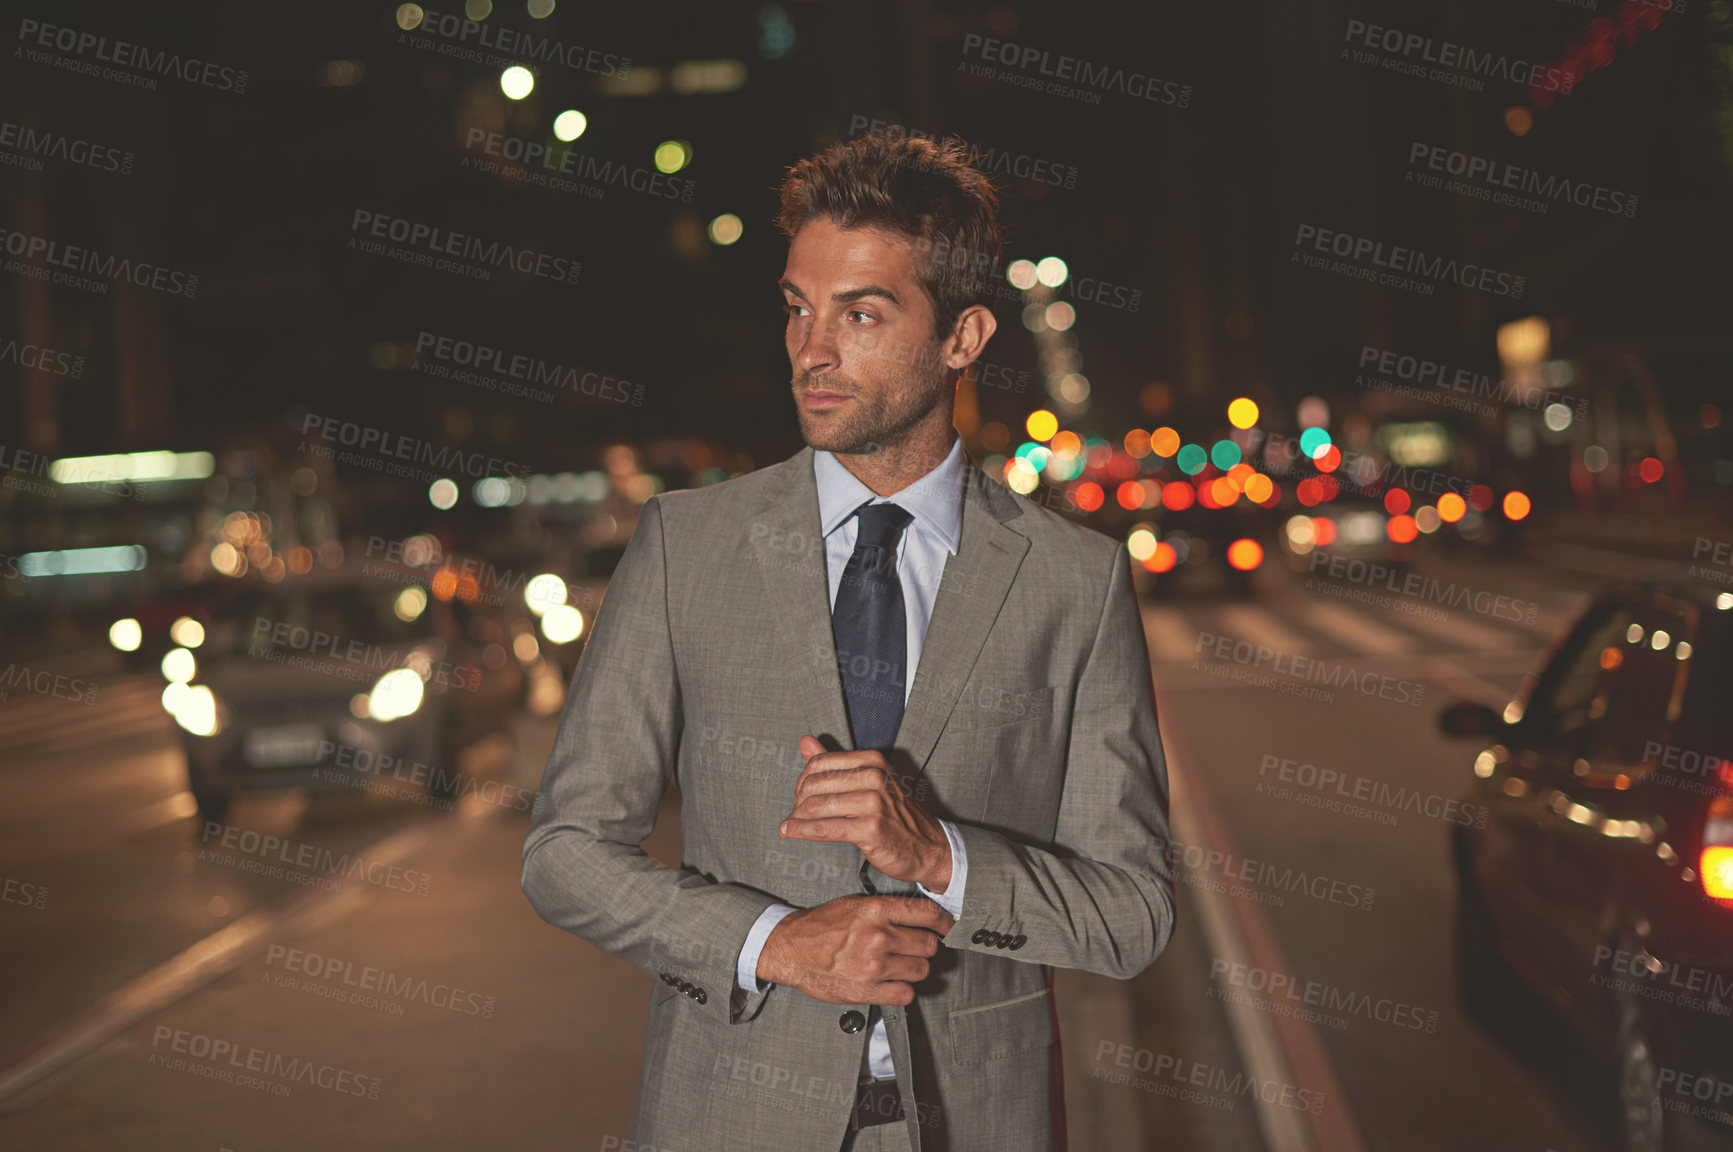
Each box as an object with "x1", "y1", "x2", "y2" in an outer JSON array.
[{"x1": 796, "y1": 323, "x2": 839, "y2": 374}]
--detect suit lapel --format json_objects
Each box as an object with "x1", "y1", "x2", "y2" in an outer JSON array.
[
  {"x1": 745, "y1": 445, "x2": 1031, "y2": 769},
  {"x1": 896, "y1": 460, "x2": 1030, "y2": 774},
  {"x1": 747, "y1": 447, "x2": 856, "y2": 750}
]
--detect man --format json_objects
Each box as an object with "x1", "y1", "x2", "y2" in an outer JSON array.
[{"x1": 522, "y1": 134, "x2": 1176, "y2": 1152}]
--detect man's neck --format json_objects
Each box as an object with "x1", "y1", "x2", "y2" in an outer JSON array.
[{"x1": 830, "y1": 428, "x2": 958, "y2": 497}]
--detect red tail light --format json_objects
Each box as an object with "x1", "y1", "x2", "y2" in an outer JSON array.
[{"x1": 1704, "y1": 795, "x2": 1733, "y2": 907}]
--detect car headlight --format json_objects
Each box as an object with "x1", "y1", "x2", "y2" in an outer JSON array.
[
  {"x1": 368, "y1": 667, "x2": 425, "y2": 722},
  {"x1": 166, "y1": 683, "x2": 225, "y2": 737}
]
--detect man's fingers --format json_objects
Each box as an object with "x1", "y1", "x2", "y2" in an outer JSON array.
[
  {"x1": 793, "y1": 764, "x2": 889, "y2": 804},
  {"x1": 779, "y1": 816, "x2": 858, "y2": 844},
  {"x1": 788, "y1": 789, "x2": 878, "y2": 822},
  {"x1": 884, "y1": 925, "x2": 942, "y2": 958},
  {"x1": 877, "y1": 895, "x2": 955, "y2": 933},
  {"x1": 874, "y1": 953, "x2": 931, "y2": 985},
  {"x1": 865, "y1": 980, "x2": 917, "y2": 1007}
]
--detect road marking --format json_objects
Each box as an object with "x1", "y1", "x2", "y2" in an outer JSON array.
[
  {"x1": 1297, "y1": 600, "x2": 1418, "y2": 656},
  {"x1": 1213, "y1": 604, "x2": 1314, "y2": 657},
  {"x1": 0, "y1": 807, "x2": 483, "y2": 1105},
  {"x1": 1377, "y1": 605, "x2": 1526, "y2": 651},
  {"x1": 1164, "y1": 730, "x2": 1367, "y2": 1152}
]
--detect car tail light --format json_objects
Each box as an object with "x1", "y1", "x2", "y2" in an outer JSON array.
[{"x1": 1704, "y1": 795, "x2": 1733, "y2": 907}]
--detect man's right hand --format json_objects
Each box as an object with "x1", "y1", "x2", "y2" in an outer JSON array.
[{"x1": 756, "y1": 894, "x2": 953, "y2": 1006}]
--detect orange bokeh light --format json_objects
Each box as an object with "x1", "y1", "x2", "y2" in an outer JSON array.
[
  {"x1": 1387, "y1": 514, "x2": 1419, "y2": 544},
  {"x1": 1226, "y1": 539, "x2": 1264, "y2": 571}
]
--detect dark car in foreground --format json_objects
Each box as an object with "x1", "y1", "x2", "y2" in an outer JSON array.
[
  {"x1": 1441, "y1": 579, "x2": 1733, "y2": 1151},
  {"x1": 168, "y1": 568, "x2": 530, "y2": 821}
]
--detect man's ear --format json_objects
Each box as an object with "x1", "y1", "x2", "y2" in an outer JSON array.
[{"x1": 942, "y1": 304, "x2": 997, "y2": 373}]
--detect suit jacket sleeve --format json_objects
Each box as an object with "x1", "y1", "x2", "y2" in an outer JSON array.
[
  {"x1": 941, "y1": 544, "x2": 1177, "y2": 979},
  {"x1": 520, "y1": 495, "x2": 781, "y2": 1024}
]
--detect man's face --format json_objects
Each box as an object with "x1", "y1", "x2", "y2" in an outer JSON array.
[{"x1": 780, "y1": 218, "x2": 948, "y2": 456}]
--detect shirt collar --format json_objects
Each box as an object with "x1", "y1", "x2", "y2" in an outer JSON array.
[{"x1": 813, "y1": 435, "x2": 966, "y2": 556}]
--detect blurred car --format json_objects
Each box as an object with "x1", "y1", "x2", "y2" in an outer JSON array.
[
  {"x1": 1278, "y1": 492, "x2": 1408, "y2": 580},
  {"x1": 1441, "y1": 579, "x2": 1733, "y2": 1152},
  {"x1": 168, "y1": 567, "x2": 530, "y2": 821}
]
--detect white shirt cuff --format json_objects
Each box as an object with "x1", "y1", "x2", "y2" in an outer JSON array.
[
  {"x1": 917, "y1": 819, "x2": 967, "y2": 917},
  {"x1": 736, "y1": 903, "x2": 798, "y2": 992}
]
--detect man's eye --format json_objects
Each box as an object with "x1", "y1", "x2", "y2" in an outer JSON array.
[
  {"x1": 847, "y1": 310, "x2": 874, "y2": 324},
  {"x1": 783, "y1": 302, "x2": 807, "y2": 319}
]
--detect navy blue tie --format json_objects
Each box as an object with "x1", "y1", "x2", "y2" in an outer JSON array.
[
  {"x1": 830, "y1": 501, "x2": 914, "y2": 1074},
  {"x1": 831, "y1": 502, "x2": 914, "y2": 754}
]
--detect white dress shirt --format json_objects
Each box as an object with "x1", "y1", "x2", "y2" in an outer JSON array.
[{"x1": 733, "y1": 434, "x2": 971, "y2": 1080}]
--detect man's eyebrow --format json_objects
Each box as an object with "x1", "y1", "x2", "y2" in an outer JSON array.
[{"x1": 777, "y1": 278, "x2": 902, "y2": 308}]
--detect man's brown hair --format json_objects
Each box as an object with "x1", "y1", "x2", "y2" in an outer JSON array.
[{"x1": 776, "y1": 134, "x2": 1002, "y2": 342}]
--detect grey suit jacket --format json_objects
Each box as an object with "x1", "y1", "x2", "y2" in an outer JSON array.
[{"x1": 521, "y1": 444, "x2": 1176, "y2": 1152}]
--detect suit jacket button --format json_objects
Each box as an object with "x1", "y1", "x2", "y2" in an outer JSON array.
[
  {"x1": 839, "y1": 1011, "x2": 866, "y2": 1034},
  {"x1": 678, "y1": 981, "x2": 692, "y2": 995},
  {"x1": 1010, "y1": 934, "x2": 1027, "y2": 950},
  {"x1": 971, "y1": 929, "x2": 989, "y2": 944},
  {"x1": 694, "y1": 988, "x2": 707, "y2": 1005},
  {"x1": 995, "y1": 936, "x2": 1010, "y2": 949},
  {"x1": 983, "y1": 932, "x2": 1001, "y2": 947}
]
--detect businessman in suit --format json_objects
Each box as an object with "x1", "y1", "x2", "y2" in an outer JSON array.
[{"x1": 521, "y1": 134, "x2": 1176, "y2": 1152}]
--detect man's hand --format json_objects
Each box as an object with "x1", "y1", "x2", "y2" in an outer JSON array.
[
  {"x1": 779, "y1": 735, "x2": 952, "y2": 891},
  {"x1": 756, "y1": 894, "x2": 954, "y2": 1005}
]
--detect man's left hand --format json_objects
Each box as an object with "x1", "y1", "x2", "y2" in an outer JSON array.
[{"x1": 780, "y1": 735, "x2": 951, "y2": 893}]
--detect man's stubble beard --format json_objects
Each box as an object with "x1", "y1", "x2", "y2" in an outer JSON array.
[{"x1": 794, "y1": 362, "x2": 949, "y2": 457}]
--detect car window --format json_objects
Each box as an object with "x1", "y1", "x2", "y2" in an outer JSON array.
[
  {"x1": 1524, "y1": 602, "x2": 1641, "y2": 753},
  {"x1": 1524, "y1": 598, "x2": 1693, "y2": 784}
]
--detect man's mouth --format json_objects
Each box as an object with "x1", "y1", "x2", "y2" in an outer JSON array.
[{"x1": 799, "y1": 390, "x2": 851, "y2": 409}]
